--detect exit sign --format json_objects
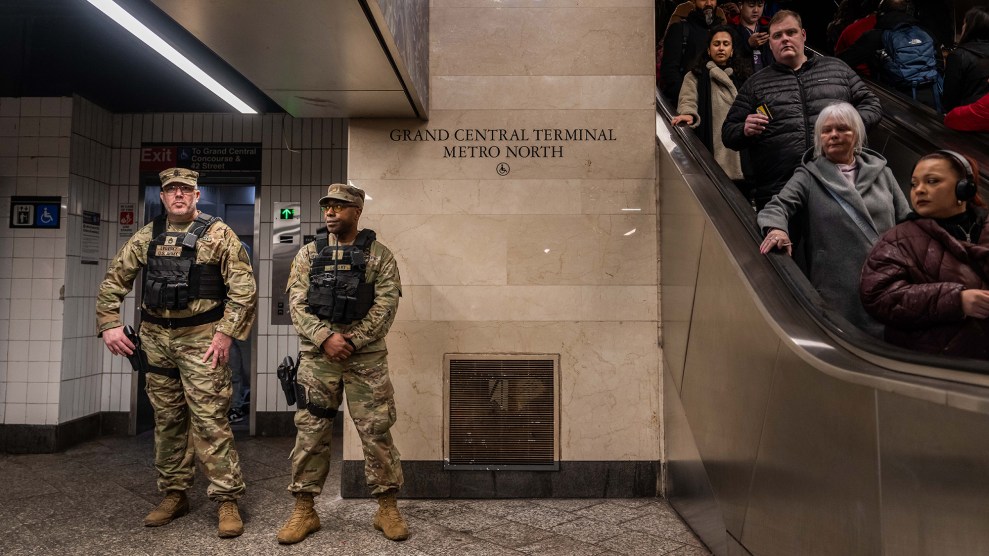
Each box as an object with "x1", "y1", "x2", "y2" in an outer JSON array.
[{"x1": 279, "y1": 208, "x2": 297, "y2": 220}]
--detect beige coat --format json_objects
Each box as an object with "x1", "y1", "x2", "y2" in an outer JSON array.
[{"x1": 676, "y1": 61, "x2": 743, "y2": 180}]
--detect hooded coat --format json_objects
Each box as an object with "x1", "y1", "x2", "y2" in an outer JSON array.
[
  {"x1": 757, "y1": 148, "x2": 911, "y2": 336},
  {"x1": 860, "y1": 209, "x2": 989, "y2": 360}
]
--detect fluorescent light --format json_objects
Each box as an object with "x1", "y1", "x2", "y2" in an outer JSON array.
[
  {"x1": 85, "y1": 0, "x2": 257, "y2": 114},
  {"x1": 624, "y1": 228, "x2": 637, "y2": 236},
  {"x1": 621, "y1": 208, "x2": 642, "y2": 212}
]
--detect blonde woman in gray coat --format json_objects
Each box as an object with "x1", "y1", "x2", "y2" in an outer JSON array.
[
  {"x1": 758, "y1": 101, "x2": 911, "y2": 337},
  {"x1": 672, "y1": 25, "x2": 751, "y2": 181}
]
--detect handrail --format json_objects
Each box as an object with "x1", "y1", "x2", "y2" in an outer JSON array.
[
  {"x1": 656, "y1": 89, "x2": 989, "y2": 389},
  {"x1": 806, "y1": 46, "x2": 989, "y2": 184}
]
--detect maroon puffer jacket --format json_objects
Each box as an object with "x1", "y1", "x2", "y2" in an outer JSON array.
[{"x1": 860, "y1": 213, "x2": 989, "y2": 360}]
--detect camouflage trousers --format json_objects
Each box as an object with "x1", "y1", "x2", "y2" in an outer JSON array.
[
  {"x1": 288, "y1": 349, "x2": 403, "y2": 497},
  {"x1": 141, "y1": 320, "x2": 244, "y2": 502}
]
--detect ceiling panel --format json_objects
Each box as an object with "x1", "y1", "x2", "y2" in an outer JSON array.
[{"x1": 153, "y1": 0, "x2": 416, "y2": 118}]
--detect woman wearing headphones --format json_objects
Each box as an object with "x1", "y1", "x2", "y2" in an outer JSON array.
[{"x1": 860, "y1": 150, "x2": 989, "y2": 360}]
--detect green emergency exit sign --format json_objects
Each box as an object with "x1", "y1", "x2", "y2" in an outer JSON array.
[{"x1": 279, "y1": 208, "x2": 296, "y2": 220}]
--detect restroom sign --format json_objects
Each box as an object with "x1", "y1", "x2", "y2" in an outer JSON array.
[{"x1": 10, "y1": 197, "x2": 61, "y2": 229}]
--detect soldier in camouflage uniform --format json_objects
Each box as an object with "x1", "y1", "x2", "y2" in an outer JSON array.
[
  {"x1": 97, "y1": 168, "x2": 257, "y2": 538},
  {"x1": 277, "y1": 183, "x2": 408, "y2": 545}
]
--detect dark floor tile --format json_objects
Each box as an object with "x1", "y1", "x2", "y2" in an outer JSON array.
[
  {"x1": 10, "y1": 491, "x2": 85, "y2": 525},
  {"x1": 517, "y1": 534, "x2": 609, "y2": 556},
  {"x1": 573, "y1": 501, "x2": 652, "y2": 525},
  {"x1": 400, "y1": 515, "x2": 478, "y2": 554},
  {"x1": 530, "y1": 498, "x2": 606, "y2": 512},
  {"x1": 472, "y1": 498, "x2": 535, "y2": 517},
  {"x1": 501, "y1": 503, "x2": 580, "y2": 529},
  {"x1": 550, "y1": 516, "x2": 626, "y2": 544},
  {"x1": 667, "y1": 545, "x2": 713, "y2": 556},
  {"x1": 433, "y1": 505, "x2": 510, "y2": 535},
  {"x1": 622, "y1": 511, "x2": 704, "y2": 546},
  {"x1": 0, "y1": 523, "x2": 52, "y2": 556},
  {"x1": 238, "y1": 457, "x2": 287, "y2": 483},
  {"x1": 0, "y1": 436, "x2": 703, "y2": 556},
  {"x1": 429, "y1": 540, "x2": 525, "y2": 556},
  {"x1": 401, "y1": 499, "x2": 467, "y2": 521},
  {"x1": 598, "y1": 530, "x2": 685, "y2": 556},
  {"x1": 472, "y1": 520, "x2": 554, "y2": 548}
]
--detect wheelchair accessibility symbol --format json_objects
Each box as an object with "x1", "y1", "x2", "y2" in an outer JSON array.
[
  {"x1": 496, "y1": 162, "x2": 510, "y2": 176},
  {"x1": 10, "y1": 199, "x2": 60, "y2": 228},
  {"x1": 34, "y1": 203, "x2": 60, "y2": 228}
]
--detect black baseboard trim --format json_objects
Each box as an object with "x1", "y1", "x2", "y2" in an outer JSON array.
[
  {"x1": 341, "y1": 460, "x2": 659, "y2": 498},
  {"x1": 101, "y1": 412, "x2": 130, "y2": 436},
  {"x1": 0, "y1": 412, "x2": 105, "y2": 454},
  {"x1": 254, "y1": 411, "x2": 298, "y2": 437}
]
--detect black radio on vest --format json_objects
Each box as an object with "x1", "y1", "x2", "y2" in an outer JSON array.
[
  {"x1": 143, "y1": 213, "x2": 226, "y2": 310},
  {"x1": 306, "y1": 228, "x2": 376, "y2": 324}
]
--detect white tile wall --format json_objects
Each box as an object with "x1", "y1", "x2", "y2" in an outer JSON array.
[
  {"x1": 1, "y1": 98, "x2": 348, "y2": 426},
  {"x1": 104, "y1": 112, "x2": 347, "y2": 414},
  {"x1": 0, "y1": 96, "x2": 72, "y2": 425},
  {"x1": 254, "y1": 115, "x2": 346, "y2": 412},
  {"x1": 59, "y1": 96, "x2": 112, "y2": 424}
]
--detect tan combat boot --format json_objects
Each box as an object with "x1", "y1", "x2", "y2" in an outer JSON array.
[
  {"x1": 217, "y1": 500, "x2": 244, "y2": 538},
  {"x1": 277, "y1": 493, "x2": 321, "y2": 544},
  {"x1": 373, "y1": 493, "x2": 409, "y2": 541},
  {"x1": 144, "y1": 491, "x2": 189, "y2": 527}
]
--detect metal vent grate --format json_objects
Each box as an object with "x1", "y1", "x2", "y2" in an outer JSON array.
[{"x1": 444, "y1": 354, "x2": 559, "y2": 470}]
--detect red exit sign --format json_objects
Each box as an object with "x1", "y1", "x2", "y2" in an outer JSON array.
[{"x1": 139, "y1": 147, "x2": 178, "y2": 172}]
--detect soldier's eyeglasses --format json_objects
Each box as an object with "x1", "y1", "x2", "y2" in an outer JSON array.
[
  {"x1": 162, "y1": 184, "x2": 196, "y2": 195},
  {"x1": 320, "y1": 203, "x2": 355, "y2": 213}
]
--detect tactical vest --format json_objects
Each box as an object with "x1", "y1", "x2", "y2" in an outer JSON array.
[
  {"x1": 143, "y1": 213, "x2": 226, "y2": 310},
  {"x1": 306, "y1": 229, "x2": 376, "y2": 324}
]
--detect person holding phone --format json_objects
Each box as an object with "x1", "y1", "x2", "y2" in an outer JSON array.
[{"x1": 730, "y1": 0, "x2": 774, "y2": 73}]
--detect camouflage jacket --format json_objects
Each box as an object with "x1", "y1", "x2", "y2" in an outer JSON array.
[
  {"x1": 96, "y1": 216, "x2": 257, "y2": 340},
  {"x1": 287, "y1": 231, "x2": 401, "y2": 354}
]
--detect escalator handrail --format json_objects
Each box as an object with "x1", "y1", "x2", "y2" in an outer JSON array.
[
  {"x1": 656, "y1": 89, "x2": 989, "y2": 390},
  {"x1": 807, "y1": 46, "x2": 989, "y2": 188}
]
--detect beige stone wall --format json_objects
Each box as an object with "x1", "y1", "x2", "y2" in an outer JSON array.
[{"x1": 345, "y1": 0, "x2": 658, "y2": 463}]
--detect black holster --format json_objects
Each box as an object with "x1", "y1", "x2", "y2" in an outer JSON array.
[
  {"x1": 276, "y1": 354, "x2": 299, "y2": 406},
  {"x1": 124, "y1": 325, "x2": 180, "y2": 380},
  {"x1": 123, "y1": 325, "x2": 149, "y2": 374},
  {"x1": 277, "y1": 352, "x2": 337, "y2": 420}
]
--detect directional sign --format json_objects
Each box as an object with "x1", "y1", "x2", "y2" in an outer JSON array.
[{"x1": 279, "y1": 207, "x2": 296, "y2": 220}]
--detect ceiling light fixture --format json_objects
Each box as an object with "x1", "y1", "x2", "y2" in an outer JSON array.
[{"x1": 85, "y1": 0, "x2": 257, "y2": 114}]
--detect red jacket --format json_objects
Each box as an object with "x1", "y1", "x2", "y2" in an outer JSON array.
[
  {"x1": 860, "y1": 212, "x2": 989, "y2": 360},
  {"x1": 944, "y1": 92, "x2": 989, "y2": 132},
  {"x1": 836, "y1": 14, "x2": 877, "y2": 77}
]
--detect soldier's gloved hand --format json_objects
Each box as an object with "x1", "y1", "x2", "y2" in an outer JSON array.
[
  {"x1": 102, "y1": 326, "x2": 136, "y2": 356},
  {"x1": 322, "y1": 332, "x2": 355, "y2": 362},
  {"x1": 204, "y1": 331, "x2": 233, "y2": 369}
]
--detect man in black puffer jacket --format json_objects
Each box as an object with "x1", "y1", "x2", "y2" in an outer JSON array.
[{"x1": 722, "y1": 10, "x2": 882, "y2": 209}]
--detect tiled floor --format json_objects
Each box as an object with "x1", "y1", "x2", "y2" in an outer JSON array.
[{"x1": 0, "y1": 431, "x2": 710, "y2": 556}]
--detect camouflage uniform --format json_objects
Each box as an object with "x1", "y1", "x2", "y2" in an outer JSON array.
[
  {"x1": 286, "y1": 236, "x2": 403, "y2": 497},
  {"x1": 97, "y1": 217, "x2": 257, "y2": 501}
]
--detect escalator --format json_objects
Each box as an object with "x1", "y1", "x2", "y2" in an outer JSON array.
[{"x1": 658, "y1": 90, "x2": 989, "y2": 556}]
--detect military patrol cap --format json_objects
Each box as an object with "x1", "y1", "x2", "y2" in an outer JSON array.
[
  {"x1": 319, "y1": 183, "x2": 365, "y2": 208},
  {"x1": 159, "y1": 167, "x2": 199, "y2": 189}
]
